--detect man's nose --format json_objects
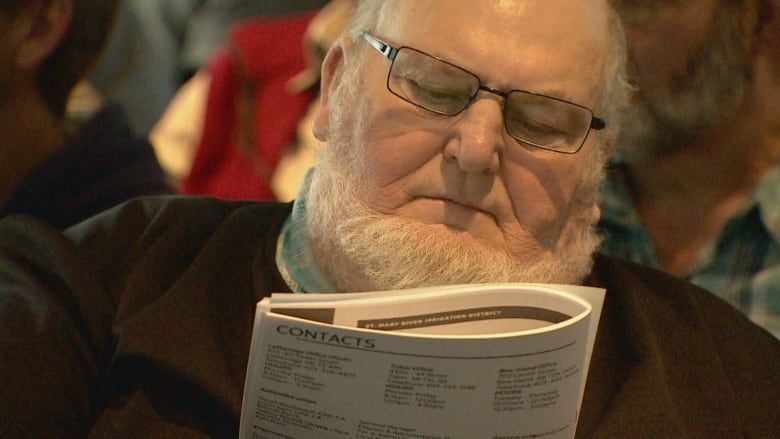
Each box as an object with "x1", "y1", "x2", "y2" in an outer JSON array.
[{"x1": 445, "y1": 95, "x2": 505, "y2": 174}]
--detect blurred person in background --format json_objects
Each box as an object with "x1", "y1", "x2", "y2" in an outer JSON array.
[
  {"x1": 0, "y1": 0, "x2": 173, "y2": 230},
  {"x1": 151, "y1": 0, "x2": 355, "y2": 200},
  {"x1": 598, "y1": 0, "x2": 780, "y2": 338},
  {"x1": 90, "y1": 0, "x2": 330, "y2": 136}
]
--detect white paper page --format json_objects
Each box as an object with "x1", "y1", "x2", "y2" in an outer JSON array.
[
  {"x1": 264, "y1": 285, "x2": 591, "y2": 337},
  {"x1": 541, "y1": 284, "x2": 606, "y2": 414},
  {"x1": 241, "y1": 310, "x2": 590, "y2": 439}
]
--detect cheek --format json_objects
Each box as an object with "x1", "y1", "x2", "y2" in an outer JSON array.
[
  {"x1": 356, "y1": 110, "x2": 447, "y2": 197},
  {"x1": 359, "y1": 134, "x2": 444, "y2": 213},
  {"x1": 503, "y1": 155, "x2": 591, "y2": 240},
  {"x1": 628, "y1": 32, "x2": 684, "y2": 93},
  {"x1": 626, "y1": 9, "x2": 715, "y2": 94}
]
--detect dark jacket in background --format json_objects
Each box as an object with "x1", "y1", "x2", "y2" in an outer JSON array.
[{"x1": 0, "y1": 102, "x2": 173, "y2": 229}]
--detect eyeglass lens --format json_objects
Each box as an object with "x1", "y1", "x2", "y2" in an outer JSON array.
[{"x1": 387, "y1": 47, "x2": 596, "y2": 153}]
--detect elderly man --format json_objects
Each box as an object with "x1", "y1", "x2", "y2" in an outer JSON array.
[
  {"x1": 0, "y1": 0, "x2": 778, "y2": 437},
  {"x1": 598, "y1": 0, "x2": 780, "y2": 337},
  {"x1": 0, "y1": 0, "x2": 172, "y2": 229}
]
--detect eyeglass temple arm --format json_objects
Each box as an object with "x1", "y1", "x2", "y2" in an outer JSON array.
[
  {"x1": 361, "y1": 32, "x2": 399, "y2": 61},
  {"x1": 591, "y1": 117, "x2": 606, "y2": 130}
]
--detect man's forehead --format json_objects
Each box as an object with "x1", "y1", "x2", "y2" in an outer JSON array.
[
  {"x1": 373, "y1": 0, "x2": 611, "y2": 103},
  {"x1": 377, "y1": 0, "x2": 611, "y2": 43}
]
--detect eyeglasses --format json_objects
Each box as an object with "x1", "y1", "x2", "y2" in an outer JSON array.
[{"x1": 361, "y1": 32, "x2": 606, "y2": 154}]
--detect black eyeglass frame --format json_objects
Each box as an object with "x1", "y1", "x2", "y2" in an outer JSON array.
[{"x1": 360, "y1": 31, "x2": 607, "y2": 154}]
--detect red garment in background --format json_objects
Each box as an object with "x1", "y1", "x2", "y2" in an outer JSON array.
[{"x1": 182, "y1": 12, "x2": 317, "y2": 200}]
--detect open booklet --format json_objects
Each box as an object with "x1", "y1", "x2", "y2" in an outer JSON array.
[{"x1": 239, "y1": 283, "x2": 605, "y2": 439}]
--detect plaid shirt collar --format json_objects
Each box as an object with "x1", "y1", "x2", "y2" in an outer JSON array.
[
  {"x1": 275, "y1": 169, "x2": 334, "y2": 293},
  {"x1": 599, "y1": 158, "x2": 780, "y2": 265},
  {"x1": 598, "y1": 158, "x2": 780, "y2": 339}
]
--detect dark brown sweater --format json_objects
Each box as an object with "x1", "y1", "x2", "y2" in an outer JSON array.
[{"x1": 0, "y1": 197, "x2": 777, "y2": 438}]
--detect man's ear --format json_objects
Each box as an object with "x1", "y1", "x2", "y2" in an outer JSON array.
[
  {"x1": 312, "y1": 36, "x2": 351, "y2": 142},
  {"x1": 15, "y1": 0, "x2": 73, "y2": 71}
]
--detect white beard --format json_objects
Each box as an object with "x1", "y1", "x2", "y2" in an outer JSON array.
[
  {"x1": 305, "y1": 75, "x2": 602, "y2": 292},
  {"x1": 307, "y1": 170, "x2": 600, "y2": 292}
]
